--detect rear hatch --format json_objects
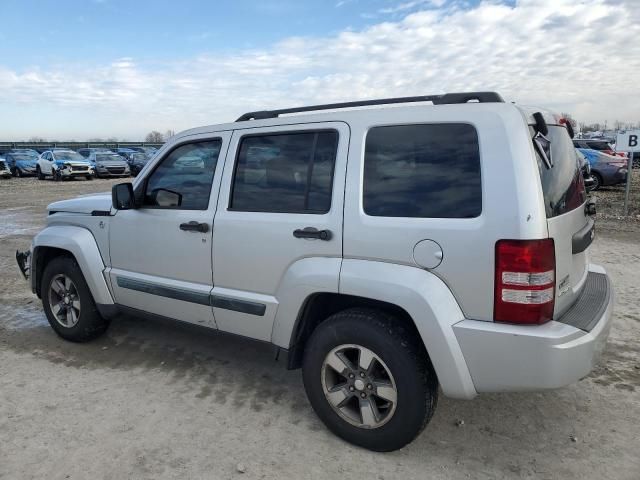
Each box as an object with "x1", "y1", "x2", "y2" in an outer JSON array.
[{"x1": 533, "y1": 124, "x2": 591, "y2": 317}]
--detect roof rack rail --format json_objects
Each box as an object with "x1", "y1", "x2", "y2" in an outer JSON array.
[{"x1": 236, "y1": 91, "x2": 504, "y2": 121}]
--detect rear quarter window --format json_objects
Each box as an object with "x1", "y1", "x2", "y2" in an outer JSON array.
[{"x1": 363, "y1": 123, "x2": 481, "y2": 218}]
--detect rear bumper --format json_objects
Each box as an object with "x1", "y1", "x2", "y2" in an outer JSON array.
[{"x1": 453, "y1": 264, "x2": 613, "y2": 393}]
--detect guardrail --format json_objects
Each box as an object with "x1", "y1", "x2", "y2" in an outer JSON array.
[{"x1": 0, "y1": 141, "x2": 164, "y2": 152}]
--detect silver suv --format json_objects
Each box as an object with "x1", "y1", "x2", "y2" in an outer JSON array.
[{"x1": 16, "y1": 92, "x2": 613, "y2": 451}]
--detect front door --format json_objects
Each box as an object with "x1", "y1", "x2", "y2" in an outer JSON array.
[
  {"x1": 108, "y1": 132, "x2": 230, "y2": 328},
  {"x1": 212, "y1": 122, "x2": 349, "y2": 341}
]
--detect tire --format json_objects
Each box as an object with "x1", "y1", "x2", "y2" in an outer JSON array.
[
  {"x1": 86, "y1": 174, "x2": 94, "y2": 180},
  {"x1": 36, "y1": 166, "x2": 45, "y2": 180},
  {"x1": 591, "y1": 172, "x2": 602, "y2": 191},
  {"x1": 15, "y1": 168, "x2": 22, "y2": 178},
  {"x1": 302, "y1": 308, "x2": 438, "y2": 451},
  {"x1": 53, "y1": 169, "x2": 62, "y2": 182},
  {"x1": 41, "y1": 256, "x2": 110, "y2": 342}
]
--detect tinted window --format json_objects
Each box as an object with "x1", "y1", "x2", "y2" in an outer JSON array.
[
  {"x1": 532, "y1": 126, "x2": 586, "y2": 218},
  {"x1": 586, "y1": 141, "x2": 610, "y2": 151},
  {"x1": 230, "y1": 131, "x2": 338, "y2": 213},
  {"x1": 143, "y1": 140, "x2": 221, "y2": 210},
  {"x1": 363, "y1": 124, "x2": 481, "y2": 218}
]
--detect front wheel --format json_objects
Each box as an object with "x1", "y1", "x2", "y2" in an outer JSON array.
[
  {"x1": 86, "y1": 174, "x2": 94, "y2": 181},
  {"x1": 302, "y1": 308, "x2": 438, "y2": 452},
  {"x1": 41, "y1": 256, "x2": 110, "y2": 342},
  {"x1": 53, "y1": 169, "x2": 62, "y2": 182},
  {"x1": 36, "y1": 166, "x2": 45, "y2": 180}
]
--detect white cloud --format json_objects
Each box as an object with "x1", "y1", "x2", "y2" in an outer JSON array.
[{"x1": 1, "y1": 0, "x2": 639, "y2": 139}]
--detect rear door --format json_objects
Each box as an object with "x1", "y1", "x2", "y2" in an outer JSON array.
[
  {"x1": 212, "y1": 122, "x2": 348, "y2": 341},
  {"x1": 534, "y1": 125, "x2": 590, "y2": 317}
]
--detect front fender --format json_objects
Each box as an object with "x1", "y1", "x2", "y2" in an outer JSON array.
[
  {"x1": 339, "y1": 259, "x2": 477, "y2": 400},
  {"x1": 32, "y1": 225, "x2": 114, "y2": 305}
]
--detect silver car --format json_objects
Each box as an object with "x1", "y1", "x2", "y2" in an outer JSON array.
[
  {"x1": 87, "y1": 152, "x2": 131, "y2": 178},
  {"x1": 17, "y1": 91, "x2": 613, "y2": 452}
]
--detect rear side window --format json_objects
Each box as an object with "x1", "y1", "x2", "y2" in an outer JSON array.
[
  {"x1": 363, "y1": 123, "x2": 481, "y2": 218},
  {"x1": 533, "y1": 126, "x2": 586, "y2": 218},
  {"x1": 230, "y1": 130, "x2": 338, "y2": 213}
]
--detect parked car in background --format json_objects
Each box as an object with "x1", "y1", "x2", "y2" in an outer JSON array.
[
  {"x1": 77, "y1": 147, "x2": 113, "y2": 158},
  {"x1": 129, "y1": 146, "x2": 158, "y2": 156},
  {"x1": 127, "y1": 152, "x2": 150, "y2": 176},
  {"x1": 87, "y1": 152, "x2": 130, "y2": 178},
  {"x1": 576, "y1": 149, "x2": 595, "y2": 191},
  {"x1": 5, "y1": 151, "x2": 39, "y2": 176},
  {"x1": 36, "y1": 149, "x2": 94, "y2": 181},
  {"x1": 112, "y1": 148, "x2": 139, "y2": 162},
  {"x1": 573, "y1": 139, "x2": 626, "y2": 158},
  {"x1": 0, "y1": 157, "x2": 12, "y2": 178},
  {"x1": 577, "y1": 148, "x2": 628, "y2": 190}
]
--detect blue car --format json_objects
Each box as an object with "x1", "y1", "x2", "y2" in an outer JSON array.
[
  {"x1": 577, "y1": 148, "x2": 628, "y2": 191},
  {"x1": 5, "y1": 151, "x2": 39, "y2": 177}
]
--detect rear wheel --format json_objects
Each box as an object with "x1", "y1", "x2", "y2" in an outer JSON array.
[
  {"x1": 592, "y1": 172, "x2": 602, "y2": 191},
  {"x1": 302, "y1": 308, "x2": 438, "y2": 451},
  {"x1": 41, "y1": 256, "x2": 110, "y2": 342},
  {"x1": 15, "y1": 168, "x2": 23, "y2": 177}
]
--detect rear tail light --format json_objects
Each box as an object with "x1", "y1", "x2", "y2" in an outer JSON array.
[{"x1": 494, "y1": 239, "x2": 555, "y2": 324}]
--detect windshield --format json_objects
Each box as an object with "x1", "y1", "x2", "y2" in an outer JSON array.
[
  {"x1": 8, "y1": 154, "x2": 36, "y2": 162},
  {"x1": 132, "y1": 153, "x2": 148, "y2": 162},
  {"x1": 96, "y1": 154, "x2": 122, "y2": 162},
  {"x1": 54, "y1": 151, "x2": 85, "y2": 161},
  {"x1": 586, "y1": 141, "x2": 612, "y2": 151},
  {"x1": 533, "y1": 126, "x2": 586, "y2": 218}
]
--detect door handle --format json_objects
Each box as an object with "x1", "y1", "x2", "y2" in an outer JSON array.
[
  {"x1": 180, "y1": 221, "x2": 209, "y2": 233},
  {"x1": 293, "y1": 227, "x2": 332, "y2": 241}
]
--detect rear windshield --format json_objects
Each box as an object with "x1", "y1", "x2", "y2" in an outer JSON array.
[{"x1": 533, "y1": 126, "x2": 586, "y2": 218}]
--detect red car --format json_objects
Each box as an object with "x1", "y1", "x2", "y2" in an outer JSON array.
[{"x1": 573, "y1": 138, "x2": 627, "y2": 158}]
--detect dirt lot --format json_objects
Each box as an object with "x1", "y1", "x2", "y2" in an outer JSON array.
[{"x1": 1, "y1": 177, "x2": 639, "y2": 480}]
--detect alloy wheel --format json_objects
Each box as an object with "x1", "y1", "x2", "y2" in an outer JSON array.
[
  {"x1": 321, "y1": 344, "x2": 398, "y2": 429},
  {"x1": 47, "y1": 274, "x2": 81, "y2": 328}
]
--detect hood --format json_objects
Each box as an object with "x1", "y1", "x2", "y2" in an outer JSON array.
[
  {"x1": 95, "y1": 159, "x2": 128, "y2": 167},
  {"x1": 48, "y1": 193, "x2": 112, "y2": 215},
  {"x1": 55, "y1": 160, "x2": 92, "y2": 167}
]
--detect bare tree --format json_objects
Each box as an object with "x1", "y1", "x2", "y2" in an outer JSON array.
[
  {"x1": 145, "y1": 131, "x2": 164, "y2": 143},
  {"x1": 164, "y1": 129, "x2": 176, "y2": 141},
  {"x1": 28, "y1": 136, "x2": 47, "y2": 142}
]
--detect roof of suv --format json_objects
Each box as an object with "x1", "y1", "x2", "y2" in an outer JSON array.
[{"x1": 175, "y1": 91, "x2": 562, "y2": 139}]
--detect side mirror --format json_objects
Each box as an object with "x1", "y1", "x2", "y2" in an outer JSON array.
[{"x1": 112, "y1": 182, "x2": 136, "y2": 210}]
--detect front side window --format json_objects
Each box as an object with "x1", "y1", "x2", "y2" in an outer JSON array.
[
  {"x1": 363, "y1": 123, "x2": 482, "y2": 218},
  {"x1": 230, "y1": 130, "x2": 338, "y2": 213},
  {"x1": 143, "y1": 140, "x2": 221, "y2": 210}
]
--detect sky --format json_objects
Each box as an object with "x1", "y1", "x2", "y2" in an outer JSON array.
[{"x1": 0, "y1": 0, "x2": 638, "y2": 140}]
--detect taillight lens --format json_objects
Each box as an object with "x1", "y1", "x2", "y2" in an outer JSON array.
[{"x1": 494, "y1": 239, "x2": 555, "y2": 324}]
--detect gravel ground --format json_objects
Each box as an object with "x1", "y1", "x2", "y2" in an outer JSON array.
[{"x1": 0, "y1": 177, "x2": 639, "y2": 480}]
